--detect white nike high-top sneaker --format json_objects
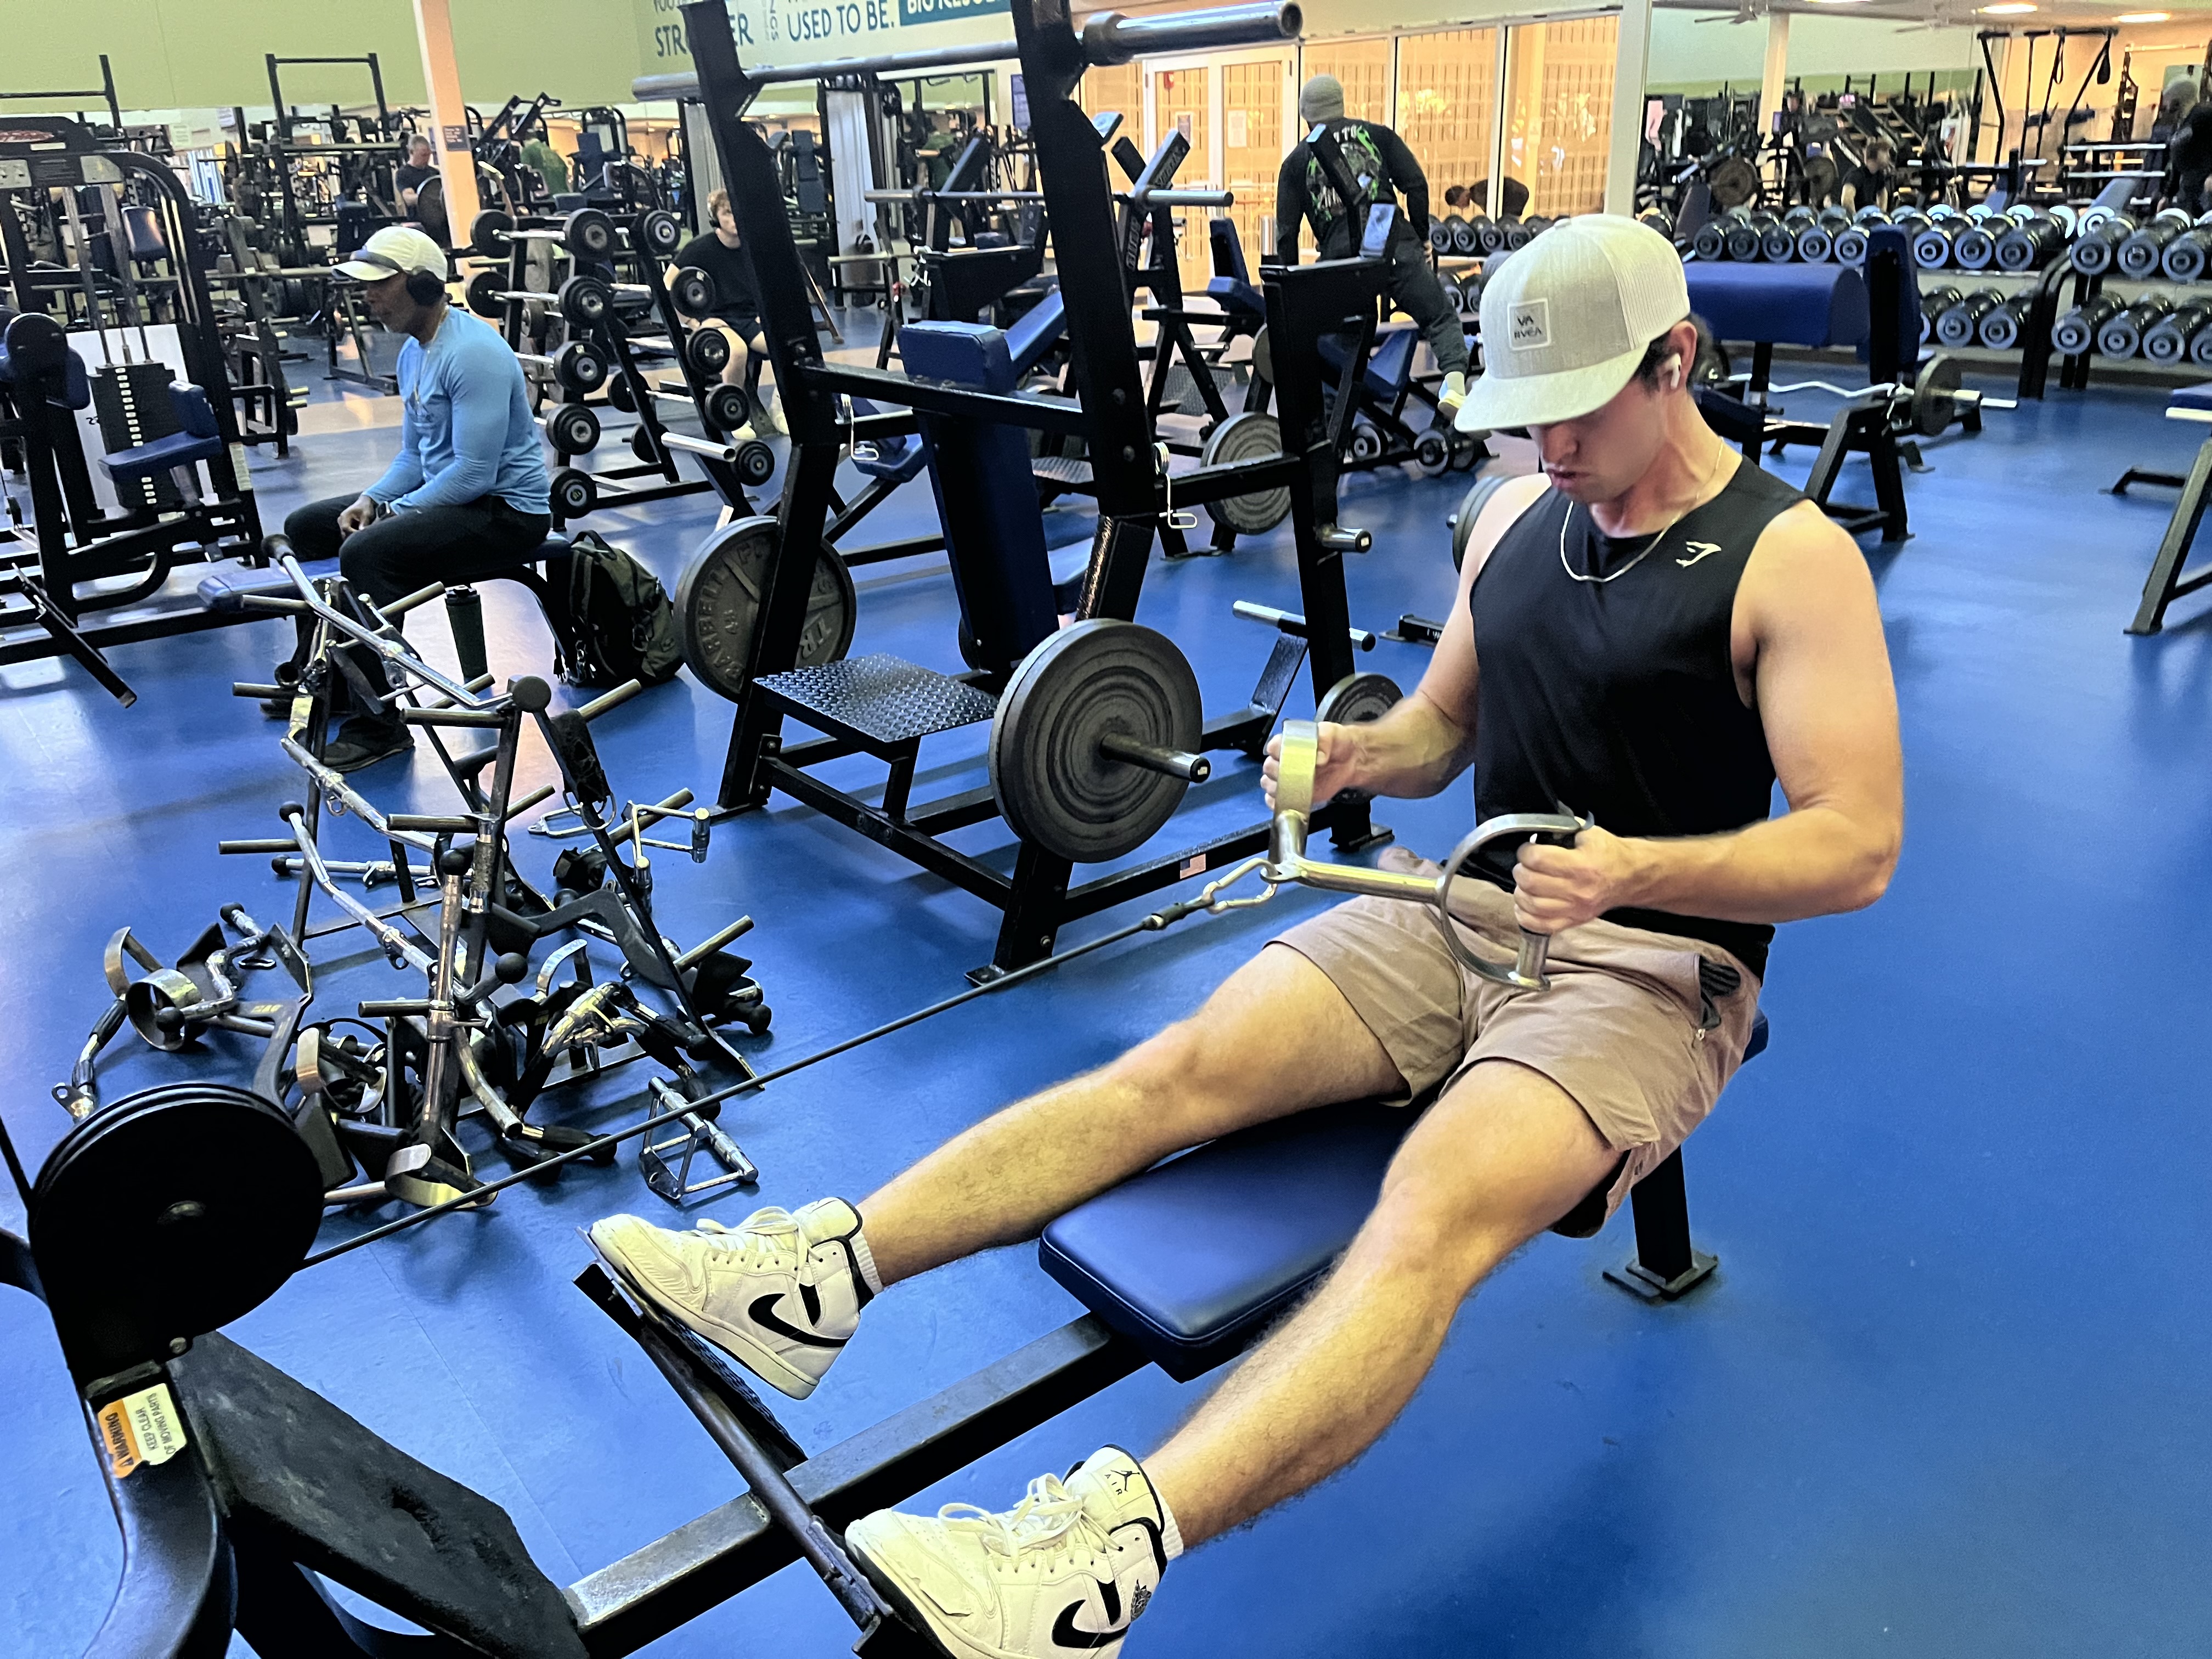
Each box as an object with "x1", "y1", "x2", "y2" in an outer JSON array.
[
  {"x1": 588, "y1": 1198, "x2": 879, "y2": 1399},
  {"x1": 846, "y1": 1446, "x2": 1180, "y2": 1659}
]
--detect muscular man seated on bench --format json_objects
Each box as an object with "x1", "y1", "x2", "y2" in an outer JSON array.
[
  {"x1": 281, "y1": 226, "x2": 551, "y2": 771},
  {"x1": 591, "y1": 217, "x2": 1904, "y2": 1659}
]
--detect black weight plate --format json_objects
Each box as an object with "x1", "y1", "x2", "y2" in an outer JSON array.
[
  {"x1": 1414, "y1": 428, "x2": 1452, "y2": 477},
  {"x1": 1429, "y1": 219, "x2": 1454, "y2": 253},
  {"x1": 687, "y1": 326, "x2": 732, "y2": 375},
  {"x1": 551, "y1": 466, "x2": 596, "y2": 518},
  {"x1": 989, "y1": 619, "x2": 1201, "y2": 865},
  {"x1": 1348, "y1": 420, "x2": 1385, "y2": 462},
  {"x1": 554, "y1": 340, "x2": 607, "y2": 394},
  {"x1": 1250, "y1": 324, "x2": 1272, "y2": 385},
  {"x1": 735, "y1": 439, "x2": 777, "y2": 487},
  {"x1": 1450, "y1": 472, "x2": 1513, "y2": 571},
  {"x1": 548, "y1": 402, "x2": 600, "y2": 455},
  {"x1": 1911, "y1": 353, "x2": 1963, "y2": 437},
  {"x1": 30, "y1": 1082, "x2": 322, "y2": 1377},
  {"x1": 1708, "y1": 155, "x2": 1758, "y2": 210},
  {"x1": 706, "y1": 382, "x2": 752, "y2": 435},
  {"x1": 1447, "y1": 431, "x2": 1485, "y2": 471},
  {"x1": 469, "y1": 208, "x2": 514, "y2": 260},
  {"x1": 558, "y1": 275, "x2": 610, "y2": 328},
  {"x1": 464, "y1": 268, "x2": 505, "y2": 318},
  {"x1": 606, "y1": 375, "x2": 636, "y2": 413},
  {"x1": 670, "y1": 266, "x2": 715, "y2": 318},
  {"x1": 639, "y1": 208, "x2": 682, "y2": 256},
  {"x1": 565, "y1": 207, "x2": 616, "y2": 259},
  {"x1": 1200, "y1": 411, "x2": 1289, "y2": 534},
  {"x1": 1449, "y1": 217, "x2": 1479, "y2": 255},
  {"x1": 630, "y1": 425, "x2": 657, "y2": 463},
  {"x1": 675, "y1": 517, "x2": 855, "y2": 702},
  {"x1": 1316, "y1": 670, "x2": 1402, "y2": 727}
]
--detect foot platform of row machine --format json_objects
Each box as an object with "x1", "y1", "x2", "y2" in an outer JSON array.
[{"x1": 755, "y1": 653, "x2": 998, "y2": 752}]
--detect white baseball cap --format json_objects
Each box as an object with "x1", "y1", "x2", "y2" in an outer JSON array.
[
  {"x1": 1455, "y1": 215, "x2": 1691, "y2": 431},
  {"x1": 335, "y1": 224, "x2": 449, "y2": 285}
]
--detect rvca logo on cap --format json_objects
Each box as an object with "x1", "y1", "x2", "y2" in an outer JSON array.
[{"x1": 1509, "y1": 299, "x2": 1550, "y2": 351}]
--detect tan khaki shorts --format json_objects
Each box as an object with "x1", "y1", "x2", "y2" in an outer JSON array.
[{"x1": 1271, "y1": 848, "x2": 1762, "y2": 1223}]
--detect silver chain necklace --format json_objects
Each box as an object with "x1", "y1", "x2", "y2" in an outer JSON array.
[{"x1": 1556, "y1": 444, "x2": 1726, "y2": 585}]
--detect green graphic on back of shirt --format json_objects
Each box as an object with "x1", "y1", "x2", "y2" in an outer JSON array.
[{"x1": 1304, "y1": 123, "x2": 1391, "y2": 238}]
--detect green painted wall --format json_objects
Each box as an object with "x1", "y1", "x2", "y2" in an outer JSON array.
[{"x1": 0, "y1": 0, "x2": 646, "y2": 113}]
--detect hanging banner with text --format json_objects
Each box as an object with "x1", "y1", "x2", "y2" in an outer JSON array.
[{"x1": 639, "y1": 0, "x2": 1013, "y2": 76}]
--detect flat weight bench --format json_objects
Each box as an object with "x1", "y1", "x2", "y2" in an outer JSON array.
[
  {"x1": 1046, "y1": 1008, "x2": 1769, "y2": 1364},
  {"x1": 2117, "y1": 381, "x2": 2212, "y2": 634}
]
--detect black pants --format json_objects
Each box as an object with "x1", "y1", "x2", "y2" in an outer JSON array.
[
  {"x1": 284, "y1": 492, "x2": 552, "y2": 607},
  {"x1": 1321, "y1": 226, "x2": 1470, "y2": 381},
  {"x1": 283, "y1": 492, "x2": 551, "y2": 722}
]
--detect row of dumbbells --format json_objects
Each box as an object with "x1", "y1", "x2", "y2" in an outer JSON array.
[
  {"x1": 2064, "y1": 205, "x2": 2212, "y2": 282},
  {"x1": 2048, "y1": 291, "x2": 2212, "y2": 364},
  {"x1": 1427, "y1": 212, "x2": 1563, "y2": 258}
]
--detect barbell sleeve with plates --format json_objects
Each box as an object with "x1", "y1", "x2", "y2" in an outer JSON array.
[
  {"x1": 1976, "y1": 293, "x2": 2036, "y2": 352},
  {"x1": 543, "y1": 403, "x2": 602, "y2": 456},
  {"x1": 2141, "y1": 301, "x2": 2212, "y2": 364},
  {"x1": 2098, "y1": 296, "x2": 2172, "y2": 360},
  {"x1": 1934, "y1": 287, "x2": 2003, "y2": 350},
  {"x1": 550, "y1": 467, "x2": 596, "y2": 518},
  {"x1": 2051, "y1": 293, "x2": 2124, "y2": 357},
  {"x1": 1268, "y1": 720, "x2": 1581, "y2": 991}
]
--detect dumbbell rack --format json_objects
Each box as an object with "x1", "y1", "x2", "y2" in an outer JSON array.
[{"x1": 467, "y1": 207, "x2": 766, "y2": 528}]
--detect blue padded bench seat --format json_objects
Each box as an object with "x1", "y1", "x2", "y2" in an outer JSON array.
[
  {"x1": 1684, "y1": 262, "x2": 1870, "y2": 351},
  {"x1": 99, "y1": 383, "x2": 223, "y2": 483},
  {"x1": 1317, "y1": 321, "x2": 1420, "y2": 403},
  {"x1": 2171, "y1": 381, "x2": 2212, "y2": 412},
  {"x1": 1041, "y1": 1009, "x2": 1769, "y2": 1381},
  {"x1": 1206, "y1": 273, "x2": 1267, "y2": 322},
  {"x1": 0, "y1": 341, "x2": 93, "y2": 409}
]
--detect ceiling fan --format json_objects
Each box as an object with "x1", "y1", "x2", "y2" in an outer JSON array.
[
  {"x1": 1893, "y1": 1, "x2": 1968, "y2": 35},
  {"x1": 1697, "y1": 1, "x2": 1768, "y2": 23}
]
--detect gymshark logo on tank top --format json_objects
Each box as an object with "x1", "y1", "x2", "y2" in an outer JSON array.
[{"x1": 1677, "y1": 540, "x2": 1723, "y2": 567}]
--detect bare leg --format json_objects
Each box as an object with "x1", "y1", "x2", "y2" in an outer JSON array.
[
  {"x1": 1142, "y1": 1059, "x2": 1618, "y2": 1547},
  {"x1": 861, "y1": 944, "x2": 1401, "y2": 1286},
  {"x1": 716, "y1": 321, "x2": 749, "y2": 388}
]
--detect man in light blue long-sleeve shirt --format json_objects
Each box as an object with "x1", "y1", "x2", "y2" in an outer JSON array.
[{"x1": 283, "y1": 225, "x2": 552, "y2": 770}]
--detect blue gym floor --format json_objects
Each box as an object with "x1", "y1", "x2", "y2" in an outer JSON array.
[{"x1": 3, "y1": 352, "x2": 2207, "y2": 1657}]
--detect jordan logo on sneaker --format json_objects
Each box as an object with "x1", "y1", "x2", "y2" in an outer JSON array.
[
  {"x1": 1051, "y1": 1579, "x2": 1127, "y2": 1650},
  {"x1": 1677, "y1": 540, "x2": 1723, "y2": 567},
  {"x1": 748, "y1": 1293, "x2": 848, "y2": 1348}
]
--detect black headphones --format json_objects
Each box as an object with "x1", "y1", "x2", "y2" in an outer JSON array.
[{"x1": 353, "y1": 247, "x2": 447, "y2": 306}]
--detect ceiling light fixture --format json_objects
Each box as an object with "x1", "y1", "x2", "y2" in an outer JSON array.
[
  {"x1": 1979, "y1": 3, "x2": 2036, "y2": 13},
  {"x1": 1807, "y1": 1, "x2": 1875, "y2": 7},
  {"x1": 2113, "y1": 11, "x2": 2171, "y2": 20}
]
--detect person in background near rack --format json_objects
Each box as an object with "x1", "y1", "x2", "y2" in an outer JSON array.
[
  {"x1": 670, "y1": 188, "x2": 784, "y2": 437},
  {"x1": 2151, "y1": 76, "x2": 2197, "y2": 145},
  {"x1": 395, "y1": 135, "x2": 438, "y2": 215},
  {"x1": 520, "y1": 133, "x2": 568, "y2": 200},
  {"x1": 1839, "y1": 136, "x2": 1899, "y2": 213},
  {"x1": 2166, "y1": 83, "x2": 2212, "y2": 217},
  {"x1": 279, "y1": 225, "x2": 551, "y2": 773},
  {"x1": 1274, "y1": 73, "x2": 1473, "y2": 424}
]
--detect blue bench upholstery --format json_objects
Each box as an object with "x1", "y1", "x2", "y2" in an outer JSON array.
[
  {"x1": 1004, "y1": 289, "x2": 1066, "y2": 377},
  {"x1": 1684, "y1": 263, "x2": 1870, "y2": 351},
  {"x1": 99, "y1": 383, "x2": 225, "y2": 483},
  {"x1": 898, "y1": 320, "x2": 1060, "y2": 672},
  {"x1": 1317, "y1": 321, "x2": 1420, "y2": 404},
  {"x1": 1040, "y1": 1008, "x2": 1769, "y2": 1381},
  {"x1": 2172, "y1": 381, "x2": 2212, "y2": 413},
  {"x1": 1206, "y1": 216, "x2": 1268, "y2": 323},
  {"x1": 847, "y1": 398, "x2": 929, "y2": 484},
  {"x1": 0, "y1": 340, "x2": 92, "y2": 410}
]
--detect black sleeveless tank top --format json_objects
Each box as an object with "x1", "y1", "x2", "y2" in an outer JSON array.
[{"x1": 1467, "y1": 461, "x2": 1805, "y2": 978}]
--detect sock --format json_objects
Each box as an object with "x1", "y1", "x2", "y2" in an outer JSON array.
[
  {"x1": 1154, "y1": 1481, "x2": 1186, "y2": 1561},
  {"x1": 845, "y1": 1205, "x2": 884, "y2": 1296}
]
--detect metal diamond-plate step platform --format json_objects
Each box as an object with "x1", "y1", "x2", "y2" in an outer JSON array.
[
  {"x1": 756, "y1": 653, "x2": 998, "y2": 747},
  {"x1": 1032, "y1": 455, "x2": 1095, "y2": 487}
]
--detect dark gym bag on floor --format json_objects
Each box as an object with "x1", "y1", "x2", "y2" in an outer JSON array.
[{"x1": 562, "y1": 531, "x2": 683, "y2": 687}]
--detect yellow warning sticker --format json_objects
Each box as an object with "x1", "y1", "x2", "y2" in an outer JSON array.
[{"x1": 97, "y1": 1383, "x2": 188, "y2": 1479}]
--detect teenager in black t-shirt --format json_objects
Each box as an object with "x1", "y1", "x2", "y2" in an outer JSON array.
[
  {"x1": 670, "y1": 188, "x2": 781, "y2": 433},
  {"x1": 1840, "y1": 137, "x2": 1898, "y2": 212}
]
